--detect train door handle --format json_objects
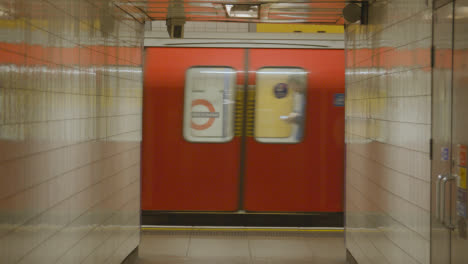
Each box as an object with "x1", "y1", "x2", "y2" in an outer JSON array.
[
  {"x1": 436, "y1": 174, "x2": 444, "y2": 221},
  {"x1": 441, "y1": 175, "x2": 456, "y2": 230}
]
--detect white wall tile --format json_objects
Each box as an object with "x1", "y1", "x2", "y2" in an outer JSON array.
[{"x1": 345, "y1": 0, "x2": 432, "y2": 263}]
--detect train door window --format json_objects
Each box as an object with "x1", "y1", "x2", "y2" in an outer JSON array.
[
  {"x1": 254, "y1": 68, "x2": 307, "y2": 143},
  {"x1": 183, "y1": 67, "x2": 237, "y2": 143}
]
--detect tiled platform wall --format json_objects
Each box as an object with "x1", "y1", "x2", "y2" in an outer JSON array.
[
  {"x1": 150, "y1": 21, "x2": 250, "y2": 33},
  {"x1": 0, "y1": 0, "x2": 144, "y2": 263},
  {"x1": 345, "y1": 1, "x2": 432, "y2": 264}
]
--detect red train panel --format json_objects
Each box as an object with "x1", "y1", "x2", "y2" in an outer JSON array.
[
  {"x1": 142, "y1": 48, "x2": 244, "y2": 211},
  {"x1": 245, "y1": 49, "x2": 345, "y2": 212}
]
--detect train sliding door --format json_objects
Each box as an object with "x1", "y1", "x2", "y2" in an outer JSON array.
[
  {"x1": 244, "y1": 49, "x2": 344, "y2": 212},
  {"x1": 142, "y1": 47, "x2": 344, "y2": 214},
  {"x1": 142, "y1": 48, "x2": 244, "y2": 211}
]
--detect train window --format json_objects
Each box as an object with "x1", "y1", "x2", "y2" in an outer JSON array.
[
  {"x1": 254, "y1": 68, "x2": 307, "y2": 143},
  {"x1": 183, "y1": 67, "x2": 237, "y2": 143}
]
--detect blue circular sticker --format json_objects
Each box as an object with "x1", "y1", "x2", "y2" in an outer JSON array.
[{"x1": 273, "y1": 83, "x2": 288, "y2": 98}]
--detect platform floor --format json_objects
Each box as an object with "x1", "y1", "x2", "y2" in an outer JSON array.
[{"x1": 136, "y1": 227, "x2": 346, "y2": 264}]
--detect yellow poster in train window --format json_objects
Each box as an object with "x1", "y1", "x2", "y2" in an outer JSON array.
[
  {"x1": 460, "y1": 167, "x2": 467, "y2": 190},
  {"x1": 255, "y1": 72, "x2": 294, "y2": 138}
]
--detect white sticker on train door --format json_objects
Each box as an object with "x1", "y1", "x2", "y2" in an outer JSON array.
[{"x1": 190, "y1": 72, "x2": 225, "y2": 137}]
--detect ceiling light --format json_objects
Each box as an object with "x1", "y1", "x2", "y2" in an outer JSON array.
[{"x1": 224, "y1": 4, "x2": 259, "y2": 19}]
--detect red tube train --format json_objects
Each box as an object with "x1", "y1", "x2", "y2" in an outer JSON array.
[{"x1": 142, "y1": 47, "x2": 344, "y2": 223}]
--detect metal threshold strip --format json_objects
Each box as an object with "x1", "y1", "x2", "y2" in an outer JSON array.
[
  {"x1": 144, "y1": 32, "x2": 344, "y2": 49},
  {"x1": 163, "y1": 41, "x2": 329, "y2": 47}
]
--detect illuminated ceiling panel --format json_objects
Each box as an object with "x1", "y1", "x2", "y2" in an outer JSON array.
[
  {"x1": 0, "y1": 1, "x2": 358, "y2": 24},
  {"x1": 118, "y1": 0, "x2": 362, "y2": 24}
]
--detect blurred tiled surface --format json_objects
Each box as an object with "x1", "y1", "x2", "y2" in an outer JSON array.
[
  {"x1": 430, "y1": 3, "x2": 454, "y2": 264},
  {"x1": 345, "y1": 1, "x2": 432, "y2": 264},
  {"x1": 136, "y1": 230, "x2": 346, "y2": 264},
  {"x1": 0, "y1": 0, "x2": 144, "y2": 263},
  {"x1": 451, "y1": 1, "x2": 468, "y2": 263}
]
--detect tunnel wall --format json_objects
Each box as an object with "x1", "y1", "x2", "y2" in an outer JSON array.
[{"x1": 0, "y1": 1, "x2": 144, "y2": 263}]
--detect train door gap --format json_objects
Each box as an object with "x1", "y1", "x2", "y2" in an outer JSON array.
[{"x1": 237, "y1": 48, "x2": 250, "y2": 212}]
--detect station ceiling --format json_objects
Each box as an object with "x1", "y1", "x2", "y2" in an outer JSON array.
[{"x1": 121, "y1": 0, "x2": 360, "y2": 24}]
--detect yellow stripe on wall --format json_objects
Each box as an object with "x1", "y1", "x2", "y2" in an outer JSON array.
[
  {"x1": 257, "y1": 24, "x2": 344, "y2": 33},
  {"x1": 0, "y1": 19, "x2": 101, "y2": 32}
]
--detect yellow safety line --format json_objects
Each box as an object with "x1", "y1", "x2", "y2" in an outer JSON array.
[{"x1": 141, "y1": 227, "x2": 343, "y2": 232}]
